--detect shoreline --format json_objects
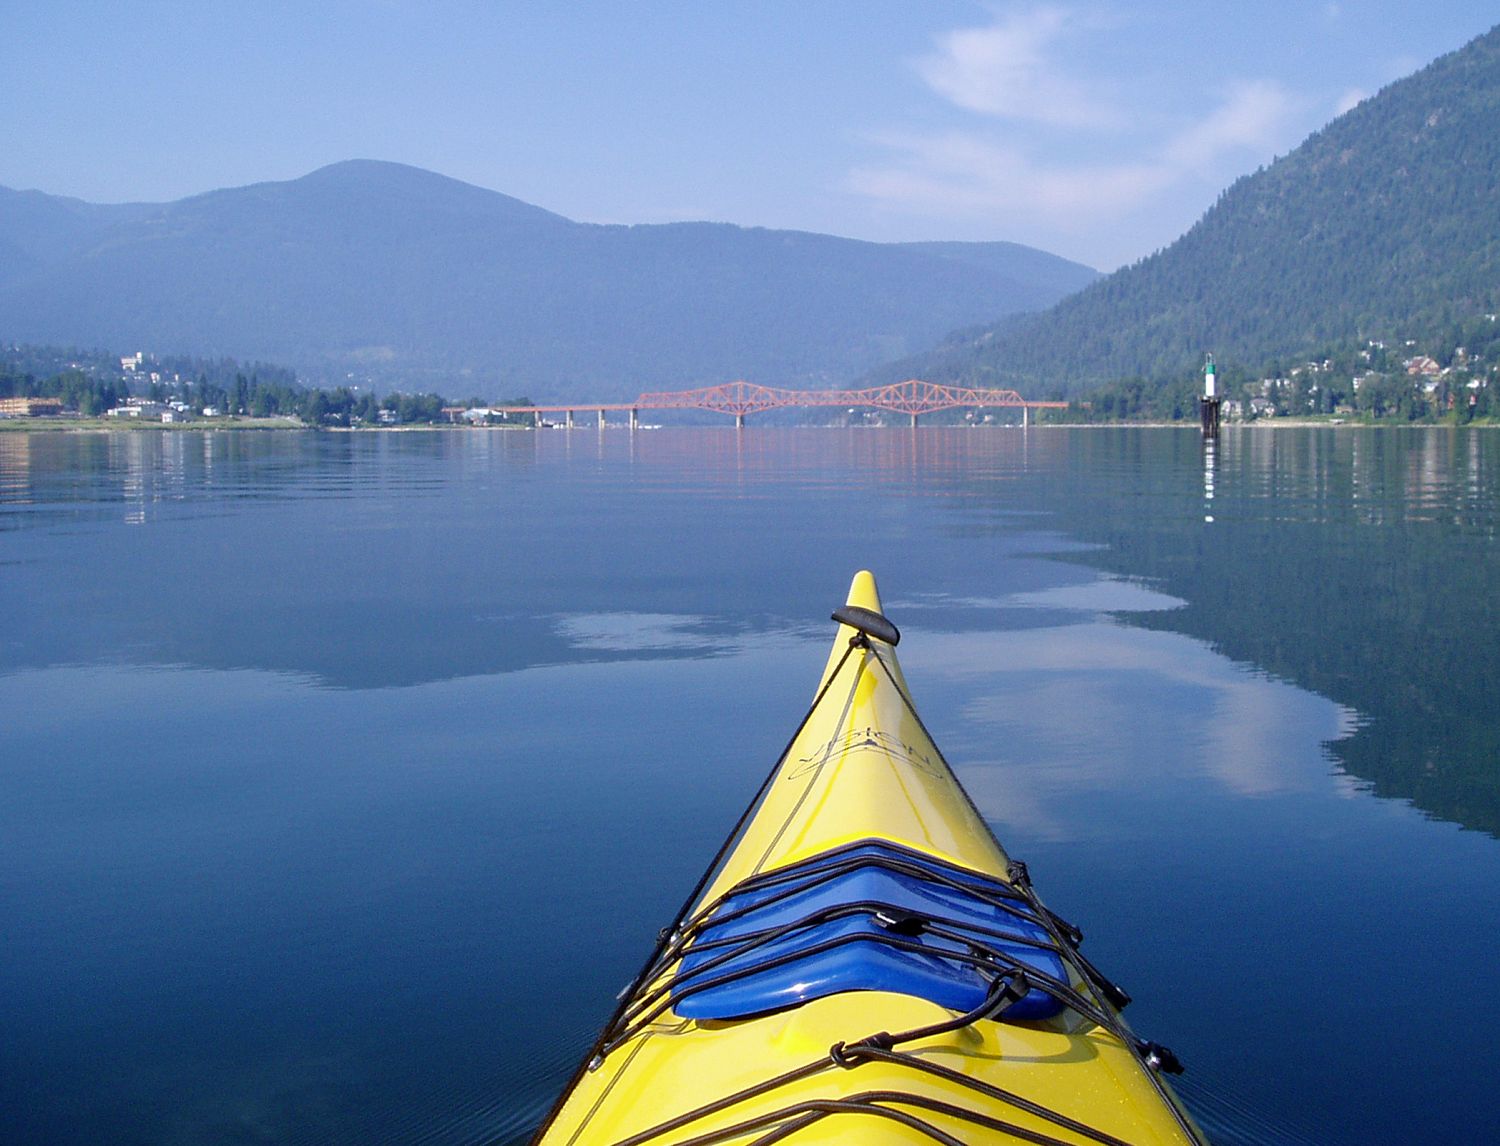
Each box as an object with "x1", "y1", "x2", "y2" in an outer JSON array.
[
  {"x1": 0, "y1": 417, "x2": 527, "y2": 434},
  {"x1": 1, "y1": 415, "x2": 1495, "y2": 434},
  {"x1": 0, "y1": 416, "x2": 307, "y2": 433}
]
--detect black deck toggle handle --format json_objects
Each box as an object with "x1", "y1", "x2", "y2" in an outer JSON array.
[
  {"x1": 832, "y1": 605, "x2": 900, "y2": 647},
  {"x1": 1138, "y1": 1040, "x2": 1185, "y2": 1074},
  {"x1": 873, "y1": 909, "x2": 926, "y2": 936}
]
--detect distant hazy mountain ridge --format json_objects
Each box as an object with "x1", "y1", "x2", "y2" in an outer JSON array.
[
  {"x1": 0, "y1": 161, "x2": 1097, "y2": 401},
  {"x1": 885, "y1": 23, "x2": 1500, "y2": 396}
]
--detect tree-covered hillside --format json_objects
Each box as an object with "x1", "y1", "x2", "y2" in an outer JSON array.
[
  {"x1": 891, "y1": 23, "x2": 1500, "y2": 398},
  {"x1": 0, "y1": 162, "x2": 1097, "y2": 402}
]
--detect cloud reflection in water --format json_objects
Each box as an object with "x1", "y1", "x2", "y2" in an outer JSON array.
[{"x1": 901, "y1": 577, "x2": 1358, "y2": 843}]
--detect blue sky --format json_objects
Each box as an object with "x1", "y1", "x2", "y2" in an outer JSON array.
[{"x1": 3, "y1": 2, "x2": 1495, "y2": 269}]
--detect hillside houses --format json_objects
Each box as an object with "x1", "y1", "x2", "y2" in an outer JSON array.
[{"x1": 1224, "y1": 333, "x2": 1498, "y2": 421}]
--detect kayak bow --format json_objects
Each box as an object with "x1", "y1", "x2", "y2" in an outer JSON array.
[{"x1": 534, "y1": 571, "x2": 1205, "y2": 1145}]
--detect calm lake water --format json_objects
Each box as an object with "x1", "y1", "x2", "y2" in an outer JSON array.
[{"x1": 3, "y1": 426, "x2": 1498, "y2": 1145}]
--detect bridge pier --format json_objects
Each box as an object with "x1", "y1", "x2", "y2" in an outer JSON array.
[{"x1": 504, "y1": 383, "x2": 1061, "y2": 431}]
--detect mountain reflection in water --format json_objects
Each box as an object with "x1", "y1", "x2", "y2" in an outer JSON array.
[
  {"x1": 1035, "y1": 426, "x2": 1500, "y2": 838},
  {"x1": 4, "y1": 425, "x2": 1500, "y2": 1146}
]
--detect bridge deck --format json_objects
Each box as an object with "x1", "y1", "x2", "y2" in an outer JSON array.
[{"x1": 488, "y1": 380, "x2": 1066, "y2": 418}]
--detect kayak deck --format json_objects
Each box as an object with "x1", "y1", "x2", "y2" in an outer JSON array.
[{"x1": 534, "y1": 572, "x2": 1204, "y2": 1145}]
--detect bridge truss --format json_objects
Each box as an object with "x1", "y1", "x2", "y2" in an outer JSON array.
[
  {"x1": 634, "y1": 380, "x2": 1063, "y2": 418},
  {"x1": 497, "y1": 380, "x2": 1067, "y2": 426}
]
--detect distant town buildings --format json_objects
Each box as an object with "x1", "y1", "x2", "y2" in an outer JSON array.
[
  {"x1": 106, "y1": 399, "x2": 170, "y2": 419},
  {"x1": 104, "y1": 397, "x2": 205, "y2": 422}
]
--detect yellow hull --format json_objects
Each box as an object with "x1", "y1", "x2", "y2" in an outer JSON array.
[{"x1": 535, "y1": 572, "x2": 1205, "y2": 1145}]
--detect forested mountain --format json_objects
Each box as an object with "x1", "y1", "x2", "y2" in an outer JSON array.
[
  {"x1": 887, "y1": 23, "x2": 1500, "y2": 397},
  {"x1": 0, "y1": 161, "x2": 1096, "y2": 401}
]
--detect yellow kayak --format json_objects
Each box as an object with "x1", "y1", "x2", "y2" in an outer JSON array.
[{"x1": 534, "y1": 572, "x2": 1206, "y2": 1145}]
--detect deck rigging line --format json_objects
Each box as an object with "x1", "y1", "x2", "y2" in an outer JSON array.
[{"x1": 534, "y1": 625, "x2": 1196, "y2": 1146}]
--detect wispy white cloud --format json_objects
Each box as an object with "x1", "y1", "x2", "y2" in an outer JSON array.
[
  {"x1": 1160, "y1": 79, "x2": 1294, "y2": 172},
  {"x1": 1335, "y1": 87, "x2": 1368, "y2": 115},
  {"x1": 849, "y1": 130, "x2": 1170, "y2": 222},
  {"x1": 850, "y1": 6, "x2": 1299, "y2": 253},
  {"x1": 849, "y1": 78, "x2": 1292, "y2": 233},
  {"x1": 913, "y1": 6, "x2": 1121, "y2": 129}
]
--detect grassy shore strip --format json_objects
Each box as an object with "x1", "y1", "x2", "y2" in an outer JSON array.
[
  {"x1": 0, "y1": 417, "x2": 527, "y2": 433},
  {"x1": 1041, "y1": 415, "x2": 1500, "y2": 428},
  {"x1": 0, "y1": 416, "x2": 306, "y2": 432},
  {"x1": 1220, "y1": 416, "x2": 1499, "y2": 428},
  {"x1": 3, "y1": 415, "x2": 1497, "y2": 433}
]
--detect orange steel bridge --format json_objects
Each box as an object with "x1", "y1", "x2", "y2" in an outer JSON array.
[{"x1": 492, "y1": 380, "x2": 1067, "y2": 428}]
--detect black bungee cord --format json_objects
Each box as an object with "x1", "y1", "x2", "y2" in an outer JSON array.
[{"x1": 534, "y1": 622, "x2": 1202, "y2": 1146}]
